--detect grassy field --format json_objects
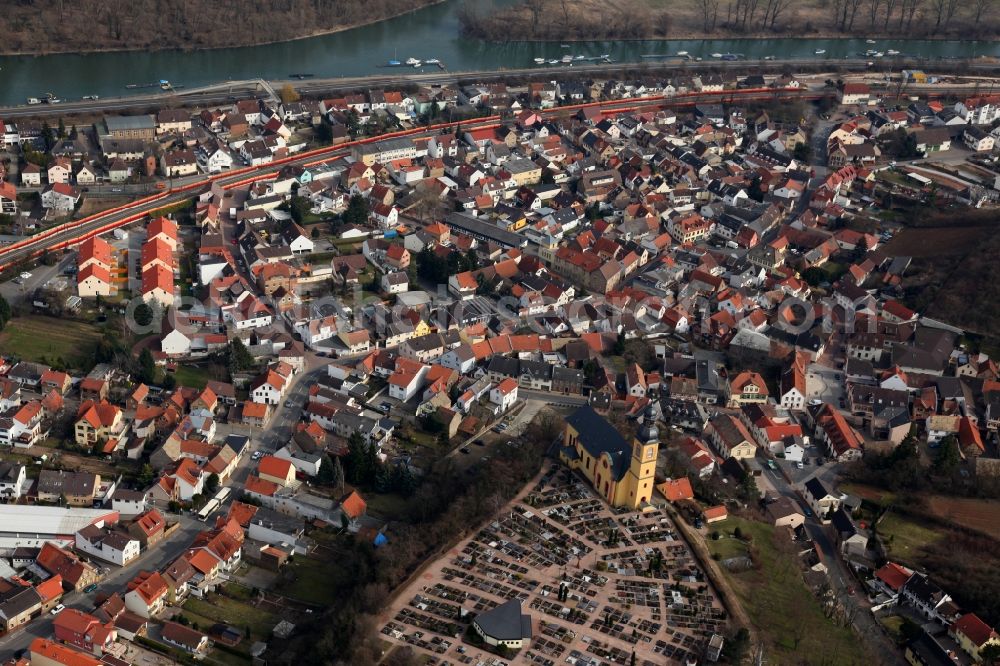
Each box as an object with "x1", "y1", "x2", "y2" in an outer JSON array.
[
  {"x1": 170, "y1": 364, "x2": 215, "y2": 390},
  {"x1": 183, "y1": 595, "x2": 276, "y2": 636},
  {"x1": 877, "y1": 511, "x2": 943, "y2": 564},
  {"x1": 364, "y1": 491, "x2": 409, "y2": 519},
  {"x1": 277, "y1": 555, "x2": 344, "y2": 606},
  {"x1": 710, "y1": 516, "x2": 869, "y2": 664},
  {"x1": 0, "y1": 315, "x2": 105, "y2": 369},
  {"x1": 706, "y1": 534, "x2": 749, "y2": 561}
]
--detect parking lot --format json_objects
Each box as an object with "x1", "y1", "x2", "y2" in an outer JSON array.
[{"x1": 378, "y1": 462, "x2": 727, "y2": 665}]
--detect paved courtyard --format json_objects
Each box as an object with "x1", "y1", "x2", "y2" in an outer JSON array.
[{"x1": 378, "y1": 462, "x2": 728, "y2": 665}]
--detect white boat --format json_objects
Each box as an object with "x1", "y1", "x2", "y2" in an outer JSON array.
[
  {"x1": 677, "y1": 51, "x2": 689, "y2": 56},
  {"x1": 548, "y1": 59, "x2": 560, "y2": 64},
  {"x1": 887, "y1": 49, "x2": 899, "y2": 55},
  {"x1": 534, "y1": 57, "x2": 546, "y2": 64},
  {"x1": 764, "y1": 55, "x2": 776, "y2": 60},
  {"x1": 561, "y1": 55, "x2": 573, "y2": 63},
  {"x1": 866, "y1": 39, "x2": 876, "y2": 44},
  {"x1": 600, "y1": 53, "x2": 610, "y2": 59},
  {"x1": 711, "y1": 52, "x2": 722, "y2": 58},
  {"x1": 425, "y1": 58, "x2": 440, "y2": 64},
  {"x1": 874, "y1": 51, "x2": 884, "y2": 57},
  {"x1": 575, "y1": 55, "x2": 586, "y2": 60},
  {"x1": 560, "y1": 43, "x2": 570, "y2": 48},
  {"x1": 815, "y1": 49, "x2": 826, "y2": 55},
  {"x1": 405, "y1": 57, "x2": 421, "y2": 65}
]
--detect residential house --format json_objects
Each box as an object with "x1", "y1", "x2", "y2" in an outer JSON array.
[
  {"x1": 705, "y1": 413, "x2": 757, "y2": 460},
  {"x1": 123, "y1": 570, "x2": 168, "y2": 618},
  {"x1": 901, "y1": 573, "x2": 956, "y2": 624},
  {"x1": 75, "y1": 526, "x2": 140, "y2": 566},
  {"x1": 802, "y1": 477, "x2": 840, "y2": 520},
  {"x1": 52, "y1": 609, "x2": 117, "y2": 656},
  {"x1": 36, "y1": 470, "x2": 100, "y2": 506},
  {"x1": 162, "y1": 621, "x2": 209, "y2": 655},
  {"x1": 257, "y1": 456, "x2": 296, "y2": 486},
  {"x1": 950, "y1": 613, "x2": 1000, "y2": 663},
  {"x1": 726, "y1": 371, "x2": 769, "y2": 408}
]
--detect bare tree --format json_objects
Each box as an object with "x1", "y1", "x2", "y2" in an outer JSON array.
[
  {"x1": 867, "y1": 0, "x2": 884, "y2": 27},
  {"x1": 973, "y1": 0, "x2": 994, "y2": 24},
  {"x1": 883, "y1": 0, "x2": 899, "y2": 28},
  {"x1": 764, "y1": 0, "x2": 793, "y2": 28},
  {"x1": 929, "y1": 0, "x2": 960, "y2": 29},
  {"x1": 899, "y1": 0, "x2": 924, "y2": 31},
  {"x1": 698, "y1": 0, "x2": 720, "y2": 33},
  {"x1": 844, "y1": 0, "x2": 865, "y2": 29},
  {"x1": 524, "y1": 0, "x2": 545, "y2": 37}
]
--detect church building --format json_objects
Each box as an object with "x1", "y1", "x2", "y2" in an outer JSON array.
[{"x1": 559, "y1": 403, "x2": 659, "y2": 509}]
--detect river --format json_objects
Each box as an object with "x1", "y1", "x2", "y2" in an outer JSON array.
[{"x1": 0, "y1": 0, "x2": 998, "y2": 107}]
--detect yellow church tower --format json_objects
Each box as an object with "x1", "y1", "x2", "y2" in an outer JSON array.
[{"x1": 618, "y1": 403, "x2": 660, "y2": 509}]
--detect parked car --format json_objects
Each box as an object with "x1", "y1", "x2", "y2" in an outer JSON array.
[
  {"x1": 459, "y1": 446, "x2": 471, "y2": 455},
  {"x1": 796, "y1": 461, "x2": 804, "y2": 469},
  {"x1": 473, "y1": 439, "x2": 485, "y2": 447},
  {"x1": 50, "y1": 604, "x2": 66, "y2": 615},
  {"x1": 83, "y1": 583, "x2": 98, "y2": 593}
]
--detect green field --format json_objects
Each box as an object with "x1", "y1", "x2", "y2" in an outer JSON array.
[
  {"x1": 0, "y1": 315, "x2": 104, "y2": 369},
  {"x1": 170, "y1": 364, "x2": 216, "y2": 390},
  {"x1": 706, "y1": 534, "x2": 750, "y2": 561},
  {"x1": 710, "y1": 516, "x2": 870, "y2": 665},
  {"x1": 877, "y1": 511, "x2": 943, "y2": 563},
  {"x1": 277, "y1": 555, "x2": 343, "y2": 606},
  {"x1": 183, "y1": 594, "x2": 276, "y2": 636}
]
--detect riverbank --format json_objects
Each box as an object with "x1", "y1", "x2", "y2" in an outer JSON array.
[
  {"x1": 458, "y1": 0, "x2": 998, "y2": 45},
  {"x1": 0, "y1": 0, "x2": 446, "y2": 57}
]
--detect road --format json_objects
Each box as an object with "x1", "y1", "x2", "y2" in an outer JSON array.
[
  {"x1": 1, "y1": 56, "x2": 998, "y2": 119},
  {"x1": 254, "y1": 357, "x2": 330, "y2": 455},
  {"x1": 0, "y1": 514, "x2": 205, "y2": 657}
]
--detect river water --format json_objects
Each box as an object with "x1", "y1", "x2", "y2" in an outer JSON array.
[{"x1": 0, "y1": 0, "x2": 998, "y2": 107}]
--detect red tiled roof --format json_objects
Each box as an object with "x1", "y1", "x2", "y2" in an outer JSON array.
[
  {"x1": 125, "y1": 571, "x2": 167, "y2": 605},
  {"x1": 340, "y1": 490, "x2": 367, "y2": 520},
  {"x1": 133, "y1": 509, "x2": 165, "y2": 537},
  {"x1": 77, "y1": 263, "x2": 112, "y2": 286},
  {"x1": 703, "y1": 505, "x2": 728, "y2": 521},
  {"x1": 952, "y1": 613, "x2": 999, "y2": 648},
  {"x1": 257, "y1": 455, "x2": 293, "y2": 480},
  {"x1": 141, "y1": 264, "x2": 174, "y2": 295},
  {"x1": 244, "y1": 475, "x2": 279, "y2": 497},
  {"x1": 658, "y1": 478, "x2": 694, "y2": 501},
  {"x1": 874, "y1": 562, "x2": 913, "y2": 592},
  {"x1": 147, "y1": 216, "x2": 178, "y2": 241},
  {"x1": 29, "y1": 639, "x2": 101, "y2": 666},
  {"x1": 34, "y1": 574, "x2": 64, "y2": 603}
]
